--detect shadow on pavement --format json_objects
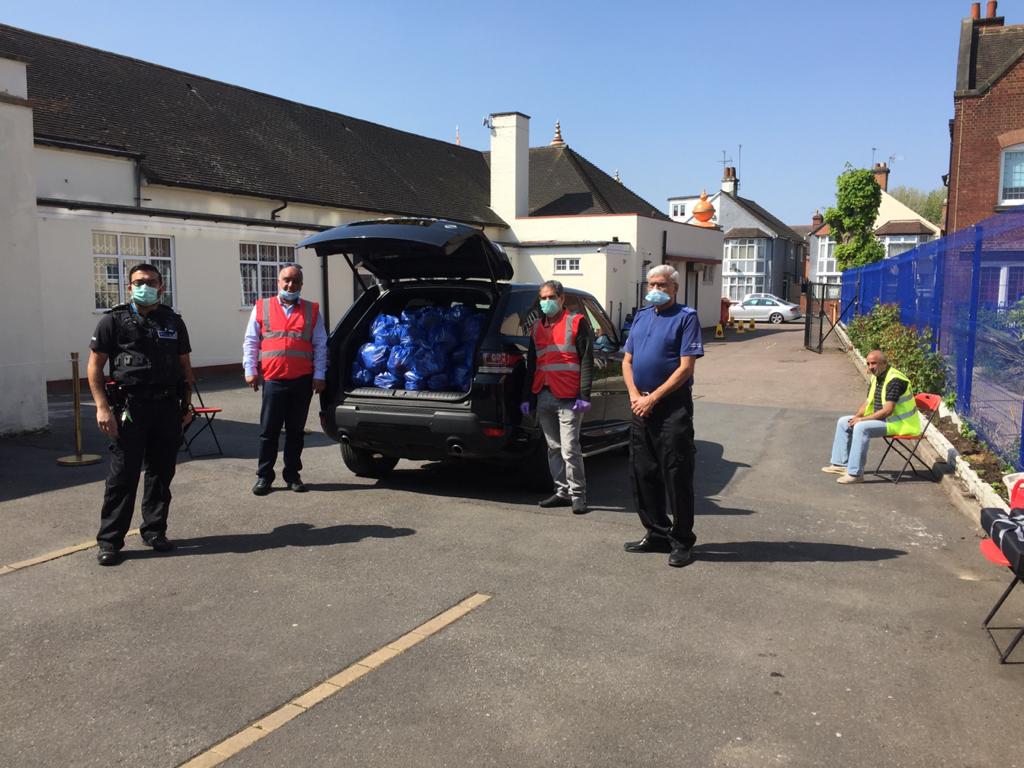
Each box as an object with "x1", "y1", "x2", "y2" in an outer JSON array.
[
  {"x1": 127, "y1": 522, "x2": 415, "y2": 558},
  {"x1": 178, "y1": 417, "x2": 334, "y2": 462},
  {"x1": 693, "y1": 540, "x2": 906, "y2": 563}
]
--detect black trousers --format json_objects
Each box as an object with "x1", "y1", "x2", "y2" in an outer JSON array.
[
  {"x1": 629, "y1": 387, "x2": 697, "y2": 549},
  {"x1": 258, "y1": 375, "x2": 313, "y2": 482},
  {"x1": 97, "y1": 396, "x2": 182, "y2": 550}
]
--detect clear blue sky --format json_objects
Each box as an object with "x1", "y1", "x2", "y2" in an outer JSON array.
[{"x1": 3, "y1": 0, "x2": 985, "y2": 224}]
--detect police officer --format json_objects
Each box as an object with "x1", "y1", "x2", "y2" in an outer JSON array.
[
  {"x1": 622, "y1": 265, "x2": 704, "y2": 568},
  {"x1": 87, "y1": 263, "x2": 194, "y2": 566},
  {"x1": 520, "y1": 280, "x2": 594, "y2": 515}
]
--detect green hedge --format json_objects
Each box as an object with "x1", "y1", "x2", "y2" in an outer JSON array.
[{"x1": 845, "y1": 303, "x2": 947, "y2": 395}]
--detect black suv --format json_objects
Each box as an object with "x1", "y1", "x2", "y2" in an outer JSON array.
[{"x1": 299, "y1": 218, "x2": 630, "y2": 484}]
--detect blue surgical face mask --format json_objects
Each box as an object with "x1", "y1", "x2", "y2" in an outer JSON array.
[
  {"x1": 131, "y1": 284, "x2": 159, "y2": 306},
  {"x1": 279, "y1": 289, "x2": 301, "y2": 302},
  {"x1": 645, "y1": 289, "x2": 671, "y2": 306},
  {"x1": 539, "y1": 298, "x2": 561, "y2": 317}
]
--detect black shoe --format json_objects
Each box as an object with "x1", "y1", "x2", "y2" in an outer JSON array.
[
  {"x1": 571, "y1": 498, "x2": 589, "y2": 515},
  {"x1": 252, "y1": 478, "x2": 272, "y2": 496},
  {"x1": 539, "y1": 494, "x2": 571, "y2": 508},
  {"x1": 286, "y1": 479, "x2": 308, "y2": 493},
  {"x1": 623, "y1": 535, "x2": 672, "y2": 553},
  {"x1": 668, "y1": 544, "x2": 693, "y2": 568},
  {"x1": 144, "y1": 535, "x2": 174, "y2": 553},
  {"x1": 97, "y1": 548, "x2": 121, "y2": 566}
]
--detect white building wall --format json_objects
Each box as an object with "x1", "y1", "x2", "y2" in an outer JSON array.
[
  {"x1": 0, "y1": 58, "x2": 47, "y2": 432},
  {"x1": 35, "y1": 146, "x2": 136, "y2": 205}
]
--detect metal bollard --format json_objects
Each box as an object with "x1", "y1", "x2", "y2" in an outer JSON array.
[{"x1": 57, "y1": 352, "x2": 102, "y2": 467}]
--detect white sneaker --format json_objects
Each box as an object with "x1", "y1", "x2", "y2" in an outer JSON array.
[
  {"x1": 837, "y1": 473, "x2": 864, "y2": 484},
  {"x1": 821, "y1": 465, "x2": 847, "y2": 474}
]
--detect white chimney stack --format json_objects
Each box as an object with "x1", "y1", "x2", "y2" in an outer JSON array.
[
  {"x1": 721, "y1": 166, "x2": 739, "y2": 196},
  {"x1": 489, "y1": 111, "x2": 530, "y2": 221}
]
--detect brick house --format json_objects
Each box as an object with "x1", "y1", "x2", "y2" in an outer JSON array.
[{"x1": 946, "y1": 0, "x2": 1024, "y2": 232}]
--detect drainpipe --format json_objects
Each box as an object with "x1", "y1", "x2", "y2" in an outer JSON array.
[
  {"x1": 271, "y1": 200, "x2": 288, "y2": 221},
  {"x1": 134, "y1": 158, "x2": 144, "y2": 207}
]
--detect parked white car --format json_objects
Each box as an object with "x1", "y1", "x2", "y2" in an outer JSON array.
[
  {"x1": 729, "y1": 297, "x2": 803, "y2": 324},
  {"x1": 741, "y1": 292, "x2": 790, "y2": 303}
]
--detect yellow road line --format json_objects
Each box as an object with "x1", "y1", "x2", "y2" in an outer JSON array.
[
  {"x1": 0, "y1": 529, "x2": 140, "y2": 575},
  {"x1": 179, "y1": 592, "x2": 492, "y2": 768}
]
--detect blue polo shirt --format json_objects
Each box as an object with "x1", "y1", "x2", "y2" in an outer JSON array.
[{"x1": 624, "y1": 303, "x2": 703, "y2": 392}]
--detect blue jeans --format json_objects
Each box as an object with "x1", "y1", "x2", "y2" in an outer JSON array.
[{"x1": 830, "y1": 415, "x2": 887, "y2": 476}]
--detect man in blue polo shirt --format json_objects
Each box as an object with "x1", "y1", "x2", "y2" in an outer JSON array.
[{"x1": 622, "y1": 264, "x2": 704, "y2": 567}]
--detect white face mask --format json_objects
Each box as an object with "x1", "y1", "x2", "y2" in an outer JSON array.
[
  {"x1": 645, "y1": 289, "x2": 671, "y2": 306},
  {"x1": 279, "y1": 289, "x2": 301, "y2": 302}
]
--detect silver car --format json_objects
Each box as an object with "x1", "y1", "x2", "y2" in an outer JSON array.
[{"x1": 729, "y1": 297, "x2": 803, "y2": 324}]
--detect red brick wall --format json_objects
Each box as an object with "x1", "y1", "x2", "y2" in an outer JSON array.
[{"x1": 947, "y1": 62, "x2": 1024, "y2": 232}]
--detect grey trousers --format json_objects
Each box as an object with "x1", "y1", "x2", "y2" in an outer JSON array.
[{"x1": 536, "y1": 388, "x2": 586, "y2": 502}]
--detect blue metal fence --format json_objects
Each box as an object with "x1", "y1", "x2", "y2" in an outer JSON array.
[{"x1": 841, "y1": 210, "x2": 1024, "y2": 472}]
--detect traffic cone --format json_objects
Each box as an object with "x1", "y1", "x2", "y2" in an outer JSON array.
[
  {"x1": 748, "y1": 318, "x2": 755, "y2": 330},
  {"x1": 736, "y1": 322, "x2": 745, "y2": 334},
  {"x1": 715, "y1": 323, "x2": 724, "y2": 338}
]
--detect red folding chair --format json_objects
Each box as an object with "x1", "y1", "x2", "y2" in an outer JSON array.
[
  {"x1": 182, "y1": 381, "x2": 223, "y2": 457},
  {"x1": 873, "y1": 393, "x2": 941, "y2": 484}
]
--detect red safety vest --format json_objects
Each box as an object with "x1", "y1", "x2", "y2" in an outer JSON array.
[
  {"x1": 531, "y1": 310, "x2": 583, "y2": 399},
  {"x1": 259, "y1": 297, "x2": 318, "y2": 381}
]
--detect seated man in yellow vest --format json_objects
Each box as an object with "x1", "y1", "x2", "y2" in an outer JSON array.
[{"x1": 823, "y1": 349, "x2": 921, "y2": 484}]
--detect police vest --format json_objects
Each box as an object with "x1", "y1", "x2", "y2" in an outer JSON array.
[
  {"x1": 864, "y1": 366, "x2": 921, "y2": 437},
  {"x1": 259, "y1": 297, "x2": 318, "y2": 381},
  {"x1": 531, "y1": 310, "x2": 583, "y2": 399},
  {"x1": 109, "y1": 303, "x2": 183, "y2": 392}
]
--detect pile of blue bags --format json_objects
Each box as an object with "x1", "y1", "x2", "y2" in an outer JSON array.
[{"x1": 352, "y1": 304, "x2": 484, "y2": 391}]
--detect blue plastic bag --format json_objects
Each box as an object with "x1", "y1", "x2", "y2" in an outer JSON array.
[
  {"x1": 399, "y1": 323, "x2": 423, "y2": 346},
  {"x1": 450, "y1": 343, "x2": 474, "y2": 367},
  {"x1": 403, "y1": 369, "x2": 427, "y2": 391},
  {"x1": 374, "y1": 371, "x2": 400, "y2": 389},
  {"x1": 370, "y1": 314, "x2": 402, "y2": 346},
  {"x1": 429, "y1": 322, "x2": 458, "y2": 350},
  {"x1": 387, "y1": 344, "x2": 414, "y2": 375},
  {"x1": 461, "y1": 313, "x2": 485, "y2": 342},
  {"x1": 359, "y1": 342, "x2": 390, "y2": 372},
  {"x1": 452, "y1": 364, "x2": 472, "y2": 391},
  {"x1": 419, "y1": 306, "x2": 444, "y2": 330},
  {"x1": 447, "y1": 304, "x2": 472, "y2": 324},
  {"x1": 427, "y1": 372, "x2": 451, "y2": 391},
  {"x1": 350, "y1": 362, "x2": 374, "y2": 387}
]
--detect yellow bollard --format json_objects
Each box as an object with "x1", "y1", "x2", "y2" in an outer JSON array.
[
  {"x1": 748, "y1": 318, "x2": 755, "y2": 330},
  {"x1": 736, "y1": 321, "x2": 745, "y2": 334},
  {"x1": 714, "y1": 323, "x2": 724, "y2": 338}
]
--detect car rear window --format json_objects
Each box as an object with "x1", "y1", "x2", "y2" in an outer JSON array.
[{"x1": 499, "y1": 290, "x2": 542, "y2": 338}]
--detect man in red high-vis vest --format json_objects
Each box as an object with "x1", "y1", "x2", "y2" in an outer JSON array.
[
  {"x1": 520, "y1": 281, "x2": 594, "y2": 515},
  {"x1": 243, "y1": 264, "x2": 327, "y2": 496}
]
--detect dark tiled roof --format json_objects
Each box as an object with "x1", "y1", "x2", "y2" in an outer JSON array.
[
  {"x1": 730, "y1": 195, "x2": 805, "y2": 242},
  {"x1": 484, "y1": 145, "x2": 670, "y2": 220},
  {"x1": 957, "y1": 21, "x2": 1024, "y2": 95},
  {"x1": 874, "y1": 219, "x2": 936, "y2": 235},
  {"x1": 789, "y1": 224, "x2": 813, "y2": 239},
  {"x1": 723, "y1": 227, "x2": 771, "y2": 239},
  {"x1": 0, "y1": 24, "x2": 672, "y2": 229}
]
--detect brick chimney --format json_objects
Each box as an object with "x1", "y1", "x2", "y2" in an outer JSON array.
[
  {"x1": 721, "y1": 166, "x2": 739, "y2": 196},
  {"x1": 811, "y1": 210, "x2": 824, "y2": 229},
  {"x1": 489, "y1": 112, "x2": 530, "y2": 222},
  {"x1": 872, "y1": 162, "x2": 890, "y2": 192}
]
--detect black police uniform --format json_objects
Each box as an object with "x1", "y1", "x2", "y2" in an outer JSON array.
[{"x1": 89, "y1": 302, "x2": 191, "y2": 551}]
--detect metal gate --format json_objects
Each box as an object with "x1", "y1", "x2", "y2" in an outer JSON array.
[{"x1": 804, "y1": 282, "x2": 853, "y2": 353}]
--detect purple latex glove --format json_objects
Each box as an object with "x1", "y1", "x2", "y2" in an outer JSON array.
[
  {"x1": 519, "y1": 401, "x2": 531, "y2": 415},
  {"x1": 571, "y1": 399, "x2": 592, "y2": 412}
]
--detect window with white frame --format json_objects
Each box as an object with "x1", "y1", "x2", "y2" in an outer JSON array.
[
  {"x1": 92, "y1": 232, "x2": 174, "y2": 310},
  {"x1": 816, "y1": 236, "x2": 838, "y2": 279},
  {"x1": 702, "y1": 263, "x2": 715, "y2": 284},
  {"x1": 722, "y1": 275, "x2": 764, "y2": 300},
  {"x1": 722, "y1": 238, "x2": 767, "y2": 300},
  {"x1": 671, "y1": 204, "x2": 679, "y2": 217},
  {"x1": 239, "y1": 242, "x2": 296, "y2": 307},
  {"x1": 1002, "y1": 144, "x2": 1024, "y2": 204},
  {"x1": 553, "y1": 257, "x2": 581, "y2": 274},
  {"x1": 882, "y1": 235, "x2": 919, "y2": 259}
]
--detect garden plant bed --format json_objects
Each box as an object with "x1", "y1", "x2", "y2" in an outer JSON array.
[{"x1": 932, "y1": 414, "x2": 1010, "y2": 501}]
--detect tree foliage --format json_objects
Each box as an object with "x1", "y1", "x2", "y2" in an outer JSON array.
[
  {"x1": 823, "y1": 164, "x2": 885, "y2": 270},
  {"x1": 889, "y1": 185, "x2": 945, "y2": 226}
]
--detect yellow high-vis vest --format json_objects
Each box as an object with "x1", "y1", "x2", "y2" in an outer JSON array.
[{"x1": 864, "y1": 366, "x2": 921, "y2": 437}]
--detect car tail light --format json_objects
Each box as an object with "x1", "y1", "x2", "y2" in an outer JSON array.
[
  {"x1": 478, "y1": 351, "x2": 520, "y2": 374},
  {"x1": 482, "y1": 427, "x2": 506, "y2": 437}
]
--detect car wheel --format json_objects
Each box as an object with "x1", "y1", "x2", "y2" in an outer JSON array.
[
  {"x1": 340, "y1": 443, "x2": 399, "y2": 478},
  {"x1": 769, "y1": 312, "x2": 784, "y2": 324}
]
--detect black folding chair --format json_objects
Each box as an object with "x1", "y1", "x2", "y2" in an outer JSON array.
[
  {"x1": 181, "y1": 381, "x2": 223, "y2": 457},
  {"x1": 873, "y1": 393, "x2": 941, "y2": 483},
  {"x1": 980, "y1": 507, "x2": 1024, "y2": 662}
]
